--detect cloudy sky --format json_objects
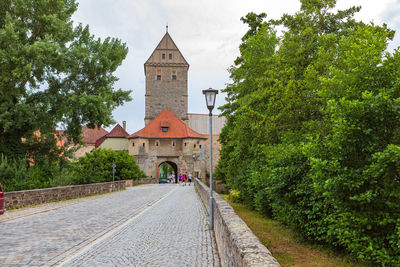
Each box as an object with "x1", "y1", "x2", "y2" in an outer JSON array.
[{"x1": 72, "y1": 0, "x2": 400, "y2": 133}]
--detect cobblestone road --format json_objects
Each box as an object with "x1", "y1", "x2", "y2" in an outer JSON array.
[{"x1": 0, "y1": 184, "x2": 220, "y2": 266}]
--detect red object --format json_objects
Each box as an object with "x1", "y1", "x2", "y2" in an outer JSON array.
[
  {"x1": 81, "y1": 125, "x2": 109, "y2": 144},
  {"x1": 0, "y1": 183, "x2": 4, "y2": 215},
  {"x1": 95, "y1": 124, "x2": 129, "y2": 148},
  {"x1": 129, "y1": 109, "x2": 206, "y2": 139}
]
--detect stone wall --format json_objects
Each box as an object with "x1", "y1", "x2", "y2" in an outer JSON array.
[
  {"x1": 4, "y1": 181, "x2": 126, "y2": 210},
  {"x1": 130, "y1": 177, "x2": 158, "y2": 186},
  {"x1": 195, "y1": 179, "x2": 280, "y2": 267}
]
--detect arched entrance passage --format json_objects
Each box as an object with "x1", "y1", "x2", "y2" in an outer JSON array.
[{"x1": 158, "y1": 161, "x2": 178, "y2": 183}]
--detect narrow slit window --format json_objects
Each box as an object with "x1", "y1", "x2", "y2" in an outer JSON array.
[
  {"x1": 157, "y1": 69, "x2": 161, "y2": 80},
  {"x1": 172, "y1": 70, "x2": 177, "y2": 80},
  {"x1": 143, "y1": 143, "x2": 145, "y2": 147}
]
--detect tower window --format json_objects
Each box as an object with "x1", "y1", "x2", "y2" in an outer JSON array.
[
  {"x1": 162, "y1": 53, "x2": 166, "y2": 59},
  {"x1": 169, "y1": 53, "x2": 172, "y2": 59},
  {"x1": 172, "y1": 141, "x2": 175, "y2": 147},
  {"x1": 199, "y1": 145, "x2": 202, "y2": 149},
  {"x1": 194, "y1": 144, "x2": 196, "y2": 148},
  {"x1": 143, "y1": 143, "x2": 145, "y2": 147},
  {"x1": 155, "y1": 141, "x2": 159, "y2": 146},
  {"x1": 184, "y1": 142, "x2": 186, "y2": 146},
  {"x1": 157, "y1": 69, "x2": 161, "y2": 80},
  {"x1": 172, "y1": 70, "x2": 177, "y2": 80},
  {"x1": 132, "y1": 142, "x2": 135, "y2": 147}
]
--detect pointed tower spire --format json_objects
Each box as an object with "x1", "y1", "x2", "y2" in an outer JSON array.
[{"x1": 144, "y1": 32, "x2": 189, "y2": 125}]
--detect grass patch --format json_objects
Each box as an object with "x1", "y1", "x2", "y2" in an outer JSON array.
[
  {"x1": 131, "y1": 183, "x2": 148, "y2": 187},
  {"x1": 221, "y1": 194, "x2": 369, "y2": 267}
]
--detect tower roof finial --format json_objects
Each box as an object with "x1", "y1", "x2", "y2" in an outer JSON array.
[{"x1": 166, "y1": 24, "x2": 168, "y2": 33}]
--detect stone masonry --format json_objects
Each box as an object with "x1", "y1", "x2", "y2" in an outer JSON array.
[
  {"x1": 4, "y1": 181, "x2": 125, "y2": 209},
  {"x1": 0, "y1": 185, "x2": 220, "y2": 266},
  {"x1": 195, "y1": 179, "x2": 281, "y2": 267},
  {"x1": 144, "y1": 32, "x2": 189, "y2": 125}
]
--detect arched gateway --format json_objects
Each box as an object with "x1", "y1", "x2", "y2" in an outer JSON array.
[{"x1": 158, "y1": 161, "x2": 178, "y2": 183}]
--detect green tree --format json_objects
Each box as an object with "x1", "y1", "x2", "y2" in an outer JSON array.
[
  {"x1": 0, "y1": 0, "x2": 131, "y2": 163},
  {"x1": 160, "y1": 163, "x2": 173, "y2": 179},
  {"x1": 217, "y1": 0, "x2": 400, "y2": 264},
  {"x1": 74, "y1": 148, "x2": 146, "y2": 184}
]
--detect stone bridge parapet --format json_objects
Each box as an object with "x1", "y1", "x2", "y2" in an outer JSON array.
[
  {"x1": 195, "y1": 178, "x2": 280, "y2": 267},
  {"x1": 4, "y1": 181, "x2": 126, "y2": 210}
]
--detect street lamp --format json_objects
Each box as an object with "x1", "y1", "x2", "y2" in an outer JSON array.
[
  {"x1": 112, "y1": 163, "x2": 116, "y2": 191},
  {"x1": 202, "y1": 88, "x2": 218, "y2": 230},
  {"x1": 192, "y1": 153, "x2": 196, "y2": 186}
]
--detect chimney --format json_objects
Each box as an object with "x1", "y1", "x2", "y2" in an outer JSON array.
[{"x1": 123, "y1": 121, "x2": 126, "y2": 131}]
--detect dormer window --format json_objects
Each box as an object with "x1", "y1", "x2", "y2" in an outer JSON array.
[
  {"x1": 160, "y1": 121, "x2": 169, "y2": 133},
  {"x1": 169, "y1": 53, "x2": 172, "y2": 60}
]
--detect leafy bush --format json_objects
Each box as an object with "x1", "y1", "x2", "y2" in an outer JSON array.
[
  {"x1": 73, "y1": 148, "x2": 145, "y2": 184},
  {"x1": 228, "y1": 189, "x2": 241, "y2": 203},
  {"x1": 0, "y1": 155, "x2": 75, "y2": 191}
]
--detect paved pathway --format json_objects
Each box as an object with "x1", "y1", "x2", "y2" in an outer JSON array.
[{"x1": 0, "y1": 184, "x2": 220, "y2": 266}]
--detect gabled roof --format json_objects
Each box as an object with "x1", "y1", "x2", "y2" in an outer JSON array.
[
  {"x1": 129, "y1": 109, "x2": 206, "y2": 139},
  {"x1": 144, "y1": 32, "x2": 189, "y2": 72},
  {"x1": 81, "y1": 125, "x2": 108, "y2": 144},
  {"x1": 105, "y1": 124, "x2": 129, "y2": 138},
  {"x1": 95, "y1": 124, "x2": 129, "y2": 147}
]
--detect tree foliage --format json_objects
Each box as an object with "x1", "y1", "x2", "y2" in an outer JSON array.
[
  {"x1": 0, "y1": 0, "x2": 131, "y2": 162},
  {"x1": 217, "y1": 0, "x2": 400, "y2": 264},
  {"x1": 0, "y1": 154, "x2": 75, "y2": 191},
  {"x1": 74, "y1": 148, "x2": 146, "y2": 184}
]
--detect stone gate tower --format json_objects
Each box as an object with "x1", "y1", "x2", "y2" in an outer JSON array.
[{"x1": 144, "y1": 31, "x2": 189, "y2": 125}]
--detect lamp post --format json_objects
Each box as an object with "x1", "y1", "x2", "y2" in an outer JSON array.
[
  {"x1": 192, "y1": 153, "x2": 196, "y2": 186},
  {"x1": 202, "y1": 88, "x2": 218, "y2": 230},
  {"x1": 112, "y1": 163, "x2": 116, "y2": 191}
]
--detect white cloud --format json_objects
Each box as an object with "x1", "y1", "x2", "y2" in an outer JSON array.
[{"x1": 72, "y1": 0, "x2": 400, "y2": 133}]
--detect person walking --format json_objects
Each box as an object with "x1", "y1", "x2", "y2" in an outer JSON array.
[
  {"x1": 188, "y1": 173, "x2": 192, "y2": 186},
  {"x1": 182, "y1": 174, "x2": 186, "y2": 186}
]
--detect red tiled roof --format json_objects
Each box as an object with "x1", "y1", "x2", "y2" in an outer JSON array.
[
  {"x1": 95, "y1": 124, "x2": 129, "y2": 148},
  {"x1": 81, "y1": 125, "x2": 108, "y2": 144},
  {"x1": 129, "y1": 109, "x2": 206, "y2": 139},
  {"x1": 105, "y1": 124, "x2": 129, "y2": 138}
]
